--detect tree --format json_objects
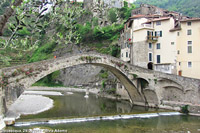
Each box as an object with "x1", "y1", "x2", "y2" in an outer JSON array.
[
  {"x1": 0, "y1": 0, "x2": 84, "y2": 65},
  {"x1": 0, "y1": 0, "x2": 23, "y2": 36},
  {"x1": 51, "y1": 2, "x2": 84, "y2": 46},
  {"x1": 108, "y1": 8, "x2": 118, "y2": 23}
]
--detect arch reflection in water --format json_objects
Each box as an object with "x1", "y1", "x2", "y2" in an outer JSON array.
[{"x1": 19, "y1": 92, "x2": 163, "y2": 120}]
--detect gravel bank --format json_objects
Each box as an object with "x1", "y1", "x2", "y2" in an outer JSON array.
[
  {"x1": 23, "y1": 91, "x2": 63, "y2": 96},
  {"x1": 6, "y1": 95, "x2": 53, "y2": 119},
  {"x1": 29, "y1": 86, "x2": 100, "y2": 94}
]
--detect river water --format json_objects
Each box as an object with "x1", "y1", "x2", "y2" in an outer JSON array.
[{"x1": 3, "y1": 92, "x2": 200, "y2": 132}]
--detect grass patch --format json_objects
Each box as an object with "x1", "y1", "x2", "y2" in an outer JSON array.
[
  {"x1": 32, "y1": 71, "x2": 64, "y2": 87},
  {"x1": 32, "y1": 82, "x2": 64, "y2": 87},
  {"x1": 28, "y1": 41, "x2": 57, "y2": 63}
]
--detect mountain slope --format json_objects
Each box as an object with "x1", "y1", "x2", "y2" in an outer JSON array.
[{"x1": 134, "y1": 0, "x2": 200, "y2": 17}]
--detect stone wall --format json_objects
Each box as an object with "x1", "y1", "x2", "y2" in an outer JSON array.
[
  {"x1": 131, "y1": 41, "x2": 148, "y2": 68},
  {"x1": 1, "y1": 52, "x2": 200, "y2": 116},
  {"x1": 53, "y1": 44, "x2": 117, "y2": 91}
]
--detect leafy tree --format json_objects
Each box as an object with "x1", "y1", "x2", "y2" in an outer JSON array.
[
  {"x1": 52, "y1": 2, "x2": 84, "y2": 46},
  {"x1": 0, "y1": 0, "x2": 84, "y2": 65},
  {"x1": 119, "y1": 2, "x2": 135, "y2": 20},
  {"x1": 0, "y1": 0, "x2": 23, "y2": 36},
  {"x1": 108, "y1": 8, "x2": 118, "y2": 23},
  {"x1": 92, "y1": 17, "x2": 99, "y2": 27}
]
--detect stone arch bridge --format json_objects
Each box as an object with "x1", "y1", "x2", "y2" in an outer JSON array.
[{"x1": 0, "y1": 53, "x2": 200, "y2": 122}]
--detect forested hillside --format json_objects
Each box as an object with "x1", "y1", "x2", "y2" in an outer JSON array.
[
  {"x1": 134, "y1": 0, "x2": 200, "y2": 17},
  {"x1": 0, "y1": 0, "x2": 134, "y2": 66}
]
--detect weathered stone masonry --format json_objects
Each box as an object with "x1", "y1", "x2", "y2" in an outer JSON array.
[{"x1": 0, "y1": 52, "x2": 200, "y2": 127}]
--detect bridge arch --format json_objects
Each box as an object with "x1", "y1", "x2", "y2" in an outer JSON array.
[
  {"x1": 0, "y1": 53, "x2": 147, "y2": 112},
  {"x1": 1, "y1": 52, "x2": 200, "y2": 119}
]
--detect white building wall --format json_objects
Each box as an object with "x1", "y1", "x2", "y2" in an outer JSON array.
[
  {"x1": 153, "y1": 18, "x2": 177, "y2": 63},
  {"x1": 152, "y1": 18, "x2": 177, "y2": 74}
]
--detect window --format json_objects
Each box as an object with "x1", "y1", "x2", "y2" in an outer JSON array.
[
  {"x1": 177, "y1": 50, "x2": 180, "y2": 54},
  {"x1": 121, "y1": 53, "x2": 123, "y2": 57},
  {"x1": 179, "y1": 62, "x2": 181, "y2": 66},
  {"x1": 187, "y1": 41, "x2": 192, "y2": 53},
  {"x1": 156, "y1": 21, "x2": 161, "y2": 25},
  {"x1": 188, "y1": 62, "x2": 192, "y2": 68},
  {"x1": 126, "y1": 52, "x2": 128, "y2": 57},
  {"x1": 156, "y1": 43, "x2": 160, "y2": 49},
  {"x1": 149, "y1": 53, "x2": 152, "y2": 62},
  {"x1": 156, "y1": 31, "x2": 162, "y2": 37},
  {"x1": 147, "y1": 31, "x2": 153, "y2": 36},
  {"x1": 171, "y1": 42, "x2": 175, "y2": 45},
  {"x1": 157, "y1": 55, "x2": 161, "y2": 63},
  {"x1": 187, "y1": 22, "x2": 191, "y2": 26},
  {"x1": 187, "y1": 29, "x2": 192, "y2": 35},
  {"x1": 160, "y1": 31, "x2": 162, "y2": 37},
  {"x1": 177, "y1": 32, "x2": 180, "y2": 36},
  {"x1": 149, "y1": 43, "x2": 152, "y2": 49},
  {"x1": 188, "y1": 41, "x2": 192, "y2": 44}
]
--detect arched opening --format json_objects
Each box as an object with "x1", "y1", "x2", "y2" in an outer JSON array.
[
  {"x1": 147, "y1": 62, "x2": 153, "y2": 70},
  {"x1": 2, "y1": 54, "x2": 150, "y2": 116}
]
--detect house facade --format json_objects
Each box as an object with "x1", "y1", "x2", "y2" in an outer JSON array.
[
  {"x1": 120, "y1": 4, "x2": 200, "y2": 79},
  {"x1": 176, "y1": 18, "x2": 200, "y2": 79}
]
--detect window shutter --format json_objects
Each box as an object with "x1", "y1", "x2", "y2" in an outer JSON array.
[{"x1": 147, "y1": 31, "x2": 150, "y2": 36}]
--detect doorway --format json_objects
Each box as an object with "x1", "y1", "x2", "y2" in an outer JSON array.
[{"x1": 147, "y1": 62, "x2": 153, "y2": 70}]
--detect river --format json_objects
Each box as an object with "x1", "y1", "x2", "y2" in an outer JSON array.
[{"x1": 3, "y1": 91, "x2": 200, "y2": 132}]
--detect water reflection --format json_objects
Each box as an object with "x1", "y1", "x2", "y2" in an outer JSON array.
[
  {"x1": 4, "y1": 92, "x2": 200, "y2": 132},
  {"x1": 7, "y1": 115, "x2": 200, "y2": 133},
  {"x1": 20, "y1": 92, "x2": 162, "y2": 120}
]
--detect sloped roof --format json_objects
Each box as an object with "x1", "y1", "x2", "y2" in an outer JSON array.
[
  {"x1": 144, "y1": 17, "x2": 170, "y2": 23},
  {"x1": 180, "y1": 18, "x2": 200, "y2": 22}
]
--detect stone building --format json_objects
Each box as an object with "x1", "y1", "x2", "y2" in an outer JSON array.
[
  {"x1": 120, "y1": 4, "x2": 200, "y2": 79},
  {"x1": 83, "y1": 0, "x2": 124, "y2": 9}
]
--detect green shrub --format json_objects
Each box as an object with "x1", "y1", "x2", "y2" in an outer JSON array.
[
  {"x1": 32, "y1": 71, "x2": 63, "y2": 87},
  {"x1": 28, "y1": 41, "x2": 57, "y2": 63},
  {"x1": 110, "y1": 45, "x2": 120, "y2": 57},
  {"x1": 92, "y1": 17, "x2": 99, "y2": 27},
  {"x1": 99, "y1": 70, "x2": 108, "y2": 79},
  {"x1": 101, "y1": 80, "x2": 106, "y2": 89},
  {"x1": 108, "y1": 8, "x2": 118, "y2": 23},
  {"x1": 181, "y1": 105, "x2": 189, "y2": 114},
  {"x1": 133, "y1": 74, "x2": 138, "y2": 79}
]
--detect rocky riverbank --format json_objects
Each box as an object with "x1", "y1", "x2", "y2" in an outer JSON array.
[
  {"x1": 5, "y1": 95, "x2": 54, "y2": 119},
  {"x1": 5, "y1": 86, "x2": 129, "y2": 120}
]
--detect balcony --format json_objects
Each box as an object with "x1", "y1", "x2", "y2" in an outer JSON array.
[
  {"x1": 147, "y1": 35, "x2": 158, "y2": 43},
  {"x1": 134, "y1": 24, "x2": 153, "y2": 31}
]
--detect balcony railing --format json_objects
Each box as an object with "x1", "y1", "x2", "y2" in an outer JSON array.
[
  {"x1": 134, "y1": 24, "x2": 153, "y2": 31},
  {"x1": 147, "y1": 35, "x2": 158, "y2": 42}
]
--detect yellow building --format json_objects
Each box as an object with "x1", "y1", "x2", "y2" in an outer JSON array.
[{"x1": 176, "y1": 18, "x2": 200, "y2": 79}]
